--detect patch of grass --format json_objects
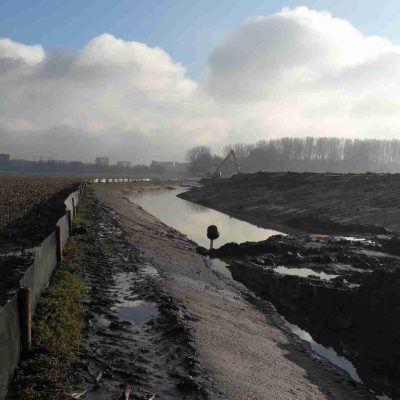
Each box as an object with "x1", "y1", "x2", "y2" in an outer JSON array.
[
  {"x1": 72, "y1": 190, "x2": 94, "y2": 227},
  {"x1": 12, "y1": 200, "x2": 89, "y2": 400},
  {"x1": 96, "y1": 235, "x2": 121, "y2": 253}
]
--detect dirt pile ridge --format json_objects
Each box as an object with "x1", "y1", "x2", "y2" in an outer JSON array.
[
  {"x1": 179, "y1": 172, "x2": 400, "y2": 235},
  {"x1": 94, "y1": 183, "x2": 374, "y2": 400}
]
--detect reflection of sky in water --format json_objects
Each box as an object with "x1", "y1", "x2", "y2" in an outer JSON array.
[
  {"x1": 275, "y1": 266, "x2": 338, "y2": 280},
  {"x1": 286, "y1": 321, "x2": 362, "y2": 383},
  {"x1": 131, "y1": 188, "x2": 283, "y2": 248}
]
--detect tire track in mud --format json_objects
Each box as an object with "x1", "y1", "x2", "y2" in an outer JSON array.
[{"x1": 71, "y1": 200, "x2": 210, "y2": 400}]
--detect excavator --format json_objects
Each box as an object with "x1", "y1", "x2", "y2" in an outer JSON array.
[{"x1": 206, "y1": 149, "x2": 241, "y2": 179}]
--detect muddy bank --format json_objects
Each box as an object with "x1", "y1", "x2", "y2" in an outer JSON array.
[
  {"x1": 201, "y1": 234, "x2": 400, "y2": 397},
  {"x1": 179, "y1": 172, "x2": 400, "y2": 235},
  {"x1": 94, "y1": 183, "x2": 375, "y2": 400},
  {"x1": 70, "y1": 195, "x2": 210, "y2": 399}
]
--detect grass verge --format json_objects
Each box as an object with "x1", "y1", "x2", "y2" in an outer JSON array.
[{"x1": 11, "y1": 194, "x2": 91, "y2": 400}]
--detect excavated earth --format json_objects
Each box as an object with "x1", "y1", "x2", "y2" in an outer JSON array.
[
  {"x1": 89, "y1": 183, "x2": 378, "y2": 400},
  {"x1": 179, "y1": 172, "x2": 400, "y2": 235},
  {"x1": 206, "y1": 234, "x2": 400, "y2": 397},
  {"x1": 179, "y1": 172, "x2": 400, "y2": 398}
]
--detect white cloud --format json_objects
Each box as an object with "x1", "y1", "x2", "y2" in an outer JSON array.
[
  {"x1": 0, "y1": 33, "x2": 226, "y2": 162},
  {"x1": 2, "y1": 8, "x2": 400, "y2": 163},
  {"x1": 0, "y1": 37, "x2": 44, "y2": 64},
  {"x1": 206, "y1": 6, "x2": 400, "y2": 141}
]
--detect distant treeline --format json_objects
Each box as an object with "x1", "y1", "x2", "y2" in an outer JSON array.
[
  {"x1": 230, "y1": 138, "x2": 400, "y2": 173},
  {"x1": 187, "y1": 138, "x2": 400, "y2": 175}
]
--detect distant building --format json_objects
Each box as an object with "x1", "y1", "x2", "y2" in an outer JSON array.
[
  {"x1": 95, "y1": 157, "x2": 109, "y2": 166},
  {"x1": 117, "y1": 161, "x2": 131, "y2": 168},
  {"x1": 151, "y1": 161, "x2": 174, "y2": 172},
  {"x1": 0, "y1": 154, "x2": 10, "y2": 170}
]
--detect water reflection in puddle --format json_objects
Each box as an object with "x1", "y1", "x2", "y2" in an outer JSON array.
[
  {"x1": 275, "y1": 266, "x2": 339, "y2": 280},
  {"x1": 285, "y1": 321, "x2": 361, "y2": 382},
  {"x1": 117, "y1": 300, "x2": 159, "y2": 325},
  {"x1": 141, "y1": 263, "x2": 160, "y2": 277},
  {"x1": 286, "y1": 321, "x2": 392, "y2": 399}
]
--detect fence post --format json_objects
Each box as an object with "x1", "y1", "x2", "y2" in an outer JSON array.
[
  {"x1": 56, "y1": 225, "x2": 63, "y2": 262},
  {"x1": 67, "y1": 210, "x2": 73, "y2": 236},
  {"x1": 72, "y1": 197, "x2": 76, "y2": 219},
  {"x1": 17, "y1": 287, "x2": 32, "y2": 358}
]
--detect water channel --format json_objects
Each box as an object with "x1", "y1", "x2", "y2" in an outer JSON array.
[{"x1": 130, "y1": 186, "x2": 387, "y2": 398}]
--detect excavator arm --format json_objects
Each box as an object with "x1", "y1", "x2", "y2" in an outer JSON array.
[{"x1": 207, "y1": 150, "x2": 241, "y2": 178}]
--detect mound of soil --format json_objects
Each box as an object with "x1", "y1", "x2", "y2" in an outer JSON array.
[
  {"x1": 207, "y1": 233, "x2": 400, "y2": 397},
  {"x1": 179, "y1": 172, "x2": 400, "y2": 235}
]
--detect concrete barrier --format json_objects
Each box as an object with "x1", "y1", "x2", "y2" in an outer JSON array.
[
  {"x1": 0, "y1": 182, "x2": 85, "y2": 400},
  {"x1": 0, "y1": 296, "x2": 20, "y2": 399}
]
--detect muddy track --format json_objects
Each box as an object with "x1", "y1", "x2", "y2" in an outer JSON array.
[{"x1": 71, "y1": 199, "x2": 211, "y2": 399}]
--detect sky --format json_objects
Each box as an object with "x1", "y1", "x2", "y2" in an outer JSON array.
[{"x1": 1, "y1": 0, "x2": 400, "y2": 163}]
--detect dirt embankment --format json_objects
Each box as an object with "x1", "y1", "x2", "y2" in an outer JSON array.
[
  {"x1": 207, "y1": 234, "x2": 400, "y2": 397},
  {"x1": 94, "y1": 183, "x2": 374, "y2": 400},
  {"x1": 179, "y1": 172, "x2": 400, "y2": 235}
]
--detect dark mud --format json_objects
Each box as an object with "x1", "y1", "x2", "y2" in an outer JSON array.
[
  {"x1": 179, "y1": 172, "x2": 400, "y2": 235},
  {"x1": 0, "y1": 184, "x2": 80, "y2": 307},
  {"x1": 70, "y1": 199, "x2": 211, "y2": 400},
  {"x1": 0, "y1": 183, "x2": 80, "y2": 250},
  {"x1": 202, "y1": 234, "x2": 400, "y2": 398}
]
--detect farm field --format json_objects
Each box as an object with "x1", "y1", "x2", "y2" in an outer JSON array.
[{"x1": 0, "y1": 175, "x2": 80, "y2": 228}]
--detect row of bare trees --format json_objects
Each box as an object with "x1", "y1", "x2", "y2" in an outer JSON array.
[
  {"x1": 187, "y1": 138, "x2": 400, "y2": 175},
  {"x1": 222, "y1": 138, "x2": 400, "y2": 174}
]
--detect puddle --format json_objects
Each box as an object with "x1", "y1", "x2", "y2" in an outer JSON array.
[
  {"x1": 274, "y1": 266, "x2": 339, "y2": 280},
  {"x1": 285, "y1": 321, "x2": 362, "y2": 382},
  {"x1": 117, "y1": 300, "x2": 159, "y2": 324},
  {"x1": 358, "y1": 249, "x2": 400, "y2": 260},
  {"x1": 141, "y1": 263, "x2": 160, "y2": 277},
  {"x1": 286, "y1": 321, "x2": 392, "y2": 399},
  {"x1": 336, "y1": 236, "x2": 375, "y2": 245}
]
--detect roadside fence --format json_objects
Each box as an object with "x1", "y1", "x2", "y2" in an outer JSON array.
[
  {"x1": 91, "y1": 177, "x2": 179, "y2": 183},
  {"x1": 0, "y1": 181, "x2": 87, "y2": 400}
]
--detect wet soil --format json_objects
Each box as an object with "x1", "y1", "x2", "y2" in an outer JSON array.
[
  {"x1": 205, "y1": 234, "x2": 400, "y2": 397},
  {"x1": 93, "y1": 183, "x2": 375, "y2": 400},
  {"x1": 179, "y1": 172, "x2": 400, "y2": 235},
  {"x1": 0, "y1": 184, "x2": 80, "y2": 307},
  {"x1": 70, "y1": 197, "x2": 210, "y2": 399}
]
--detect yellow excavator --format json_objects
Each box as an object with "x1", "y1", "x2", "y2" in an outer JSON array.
[{"x1": 206, "y1": 149, "x2": 241, "y2": 179}]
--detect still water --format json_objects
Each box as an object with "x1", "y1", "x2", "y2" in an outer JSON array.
[{"x1": 131, "y1": 187, "x2": 283, "y2": 248}]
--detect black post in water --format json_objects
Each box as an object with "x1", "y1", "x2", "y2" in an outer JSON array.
[{"x1": 207, "y1": 225, "x2": 219, "y2": 250}]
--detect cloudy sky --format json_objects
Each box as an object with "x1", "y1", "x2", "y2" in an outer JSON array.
[{"x1": 1, "y1": 0, "x2": 400, "y2": 163}]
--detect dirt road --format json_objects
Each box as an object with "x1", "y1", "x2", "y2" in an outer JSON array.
[
  {"x1": 179, "y1": 172, "x2": 400, "y2": 235},
  {"x1": 93, "y1": 183, "x2": 374, "y2": 400}
]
